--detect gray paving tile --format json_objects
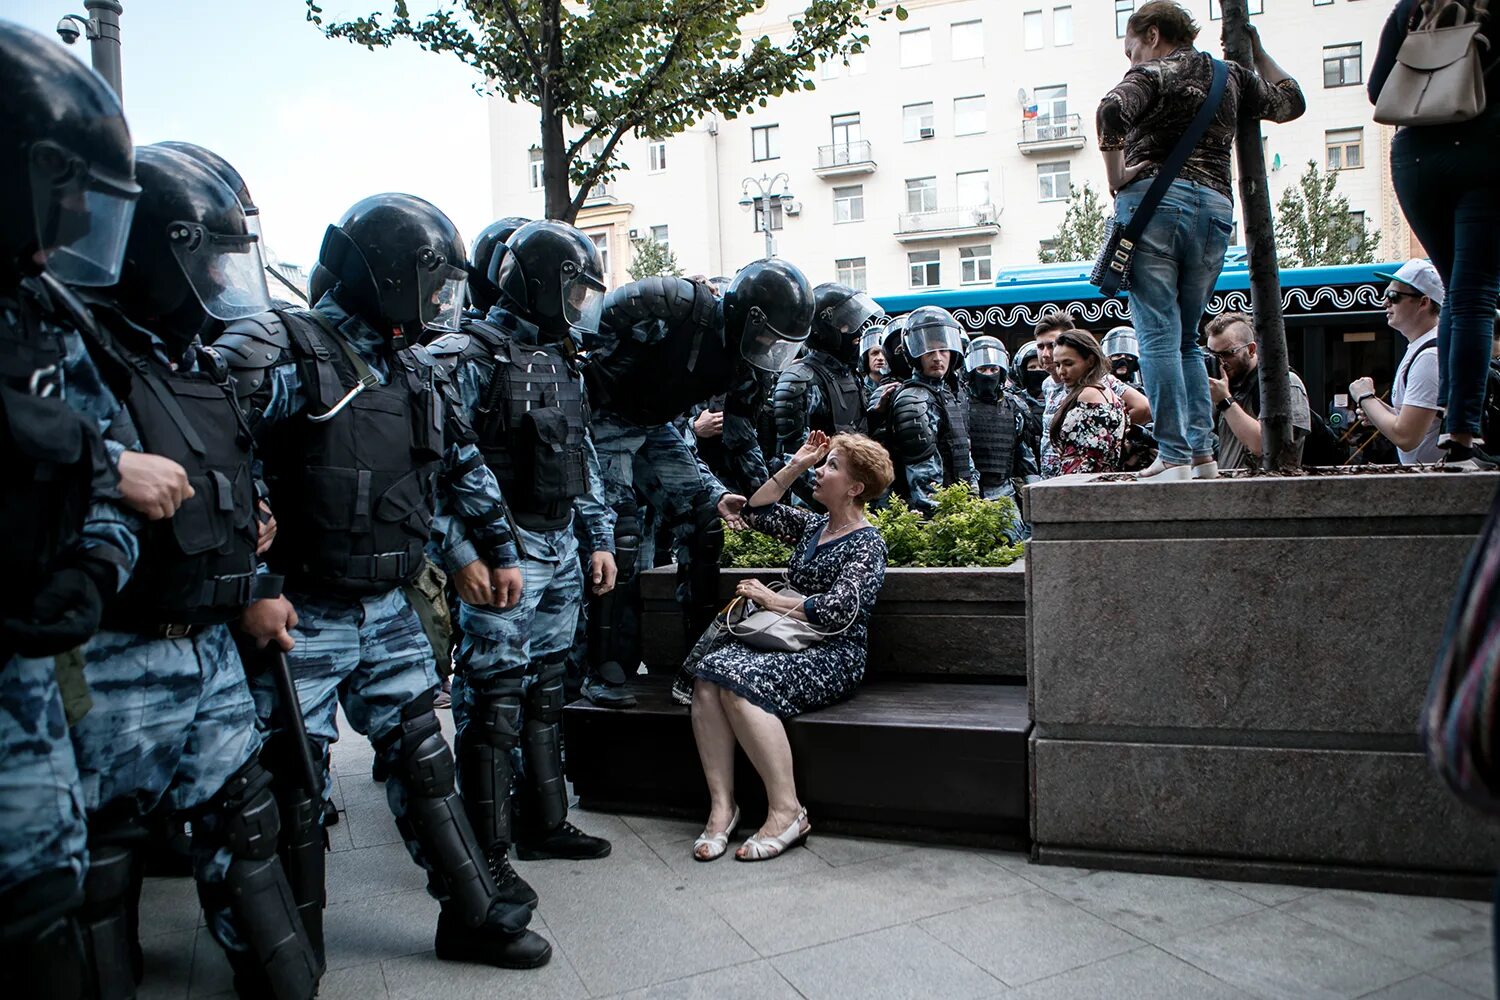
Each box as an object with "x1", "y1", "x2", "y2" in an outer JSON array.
[
  {"x1": 139, "y1": 876, "x2": 204, "y2": 937},
  {"x1": 987, "y1": 854, "x2": 1097, "y2": 888},
  {"x1": 709, "y1": 845, "x2": 1034, "y2": 956},
  {"x1": 1161, "y1": 908, "x2": 1419, "y2": 1000},
  {"x1": 917, "y1": 888, "x2": 1143, "y2": 987},
  {"x1": 187, "y1": 927, "x2": 233, "y2": 999},
  {"x1": 1280, "y1": 890, "x2": 1491, "y2": 971},
  {"x1": 342, "y1": 797, "x2": 405, "y2": 848},
  {"x1": 1051, "y1": 870, "x2": 1265, "y2": 944},
  {"x1": 1356, "y1": 973, "x2": 1479, "y2": 999},
  {"x1": 804, "y1": 833, "x2": 919, "y2": 867},
  {"x1": 1215, "y1": 880, "x2": 1322, "y2": 906},
  {"x1": 337, "y1": 764, "x2": 392, "y2": 805},
  {"x1": 612, "y1": 959, "x2": 804, "y2": 999},
  {"x1": 324, "y1": 839, "x2": 431, "y2": 904},
  {"x1": 773, "y1": 924, "x2": 1003, "y2": 1000},
  {"x1": 381, "y1": 945, "x2": 586, "y2": 1000},
  {"x1": 325, "y1": 805, "x2": 357, "y2": 853},
  {"x1": 1012, "y1": 945, "x2": 1255, "y2": 1000},
  {"x1": 322, "y1": 887, "x2": 440, "y2": 971},
  {"x1": 619, "y1": 812, "x2": 706, "y2": 848},
  {"x1": 1431, "y1": 948, "x2": 1496, "y2": 999},
  {"x1": 137, "y1": 930, "x2": 194, "y2": 1000}
]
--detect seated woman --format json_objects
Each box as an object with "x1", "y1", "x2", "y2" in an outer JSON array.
[
  {"x1": 690, "y1": 430, "x2": 892, "y2": 863},
  {"x1": 1051, "y1": 330, "x2": 1128, "y2": 475}
]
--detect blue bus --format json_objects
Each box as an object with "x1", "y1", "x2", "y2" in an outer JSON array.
[{"x1": 874, "y1": 252, "x2": 1405, "y2": 414}]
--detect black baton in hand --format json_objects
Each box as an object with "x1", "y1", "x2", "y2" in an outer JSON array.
[{"x1": 268, "y1": 647, "x2": 323, "y2": 797}]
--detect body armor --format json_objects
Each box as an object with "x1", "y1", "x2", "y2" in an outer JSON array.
[
  {"x1": 892, "y1": 379, "x2": 972, "y2": 487},
  {"x1": 773, "y1": 351, "x2": 865, "y2": 443},
  {"x1": 967, "y1": 393, "x2": 1020, "y2": 487},
  {"x1": 263, "y1": 310, "x2": 443, "y2": 597}
]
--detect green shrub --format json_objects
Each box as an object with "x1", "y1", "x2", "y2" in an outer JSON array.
[{"x1": 722, "y1": 485, "x2": 1025, "y2": 568}]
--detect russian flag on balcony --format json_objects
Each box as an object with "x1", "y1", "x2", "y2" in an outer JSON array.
[{"x1": 1022, "y1": 105, "x2": 1038, "y2": 119}]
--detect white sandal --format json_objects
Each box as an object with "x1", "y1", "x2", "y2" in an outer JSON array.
[
  {"x1": 692, "y1": 806, "x2": 740, "y2": 862},
  {"x1": 735, "y1": 808, "x2": 810, "y2": 862}
]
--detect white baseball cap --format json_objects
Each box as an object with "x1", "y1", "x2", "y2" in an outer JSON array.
[{"x1": 1373, "y1": 259, "x2": 1445, "y2": 305}]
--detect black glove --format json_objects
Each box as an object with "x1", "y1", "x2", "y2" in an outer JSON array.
[{"x1": 2, "y1": 556, "x2": 114, "y2": 658}]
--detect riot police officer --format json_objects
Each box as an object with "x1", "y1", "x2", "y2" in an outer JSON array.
[
  {"x1": 887, "y1": 307, "x2": 978, "y2": 514},
  {"x1": 465, "y1": 216, "x2": 531, "y2": 315},
  {"x1": 74, "y1": 145, "x2": 319, "y2": 999},
  {"x1": 579, "y1": 260, "x2": 813, "y2": 706},
  {"x1": 772, "y1": 282, "x2": 881, "y2": 506},
  {"x1": 1102, "y1": 325, "x2": 1143, "y2": 388},
  {"x1": 425, "y1": 220, "x2": 618, "y2": 903},
  {"x1": 0, "y1": 23, "x2": 143, "y2": 997},
  {"x1": 859, "y1": 324, "x2": 892, "y2": 400},
  {"x1": 1011, "y1": 339, "x2": 1048, "y2": 426},
  {"x1": 216, "y1": 193, "x2": 550, "y2": 969},
  {"x1": 964, "y1": 336, "x2": 1040, "y2": 508}
]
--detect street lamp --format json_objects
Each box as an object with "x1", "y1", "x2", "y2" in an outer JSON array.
[
  {"x1": 56, "y1": 1, "x2": 124, "y2": 98},
  {"x1": 740, "y1": 172, "x2": 794, "y2": 259}
]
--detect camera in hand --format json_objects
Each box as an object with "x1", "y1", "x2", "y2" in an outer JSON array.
[{"x1": 1204, "y1": 354, "x2": 1222, "y2": 379}]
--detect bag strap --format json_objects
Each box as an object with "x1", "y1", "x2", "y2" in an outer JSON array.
[{"x1": 1123, "y1": 57, "x2": 1230, "y2": 244}]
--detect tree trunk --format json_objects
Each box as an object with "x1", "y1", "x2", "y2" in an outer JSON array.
[
  {"x1": 538, "y1": 2, "x2": 577, "y2": 223},
  {"x1": 1220, "y1": 0, "x2": 1295, "y2": 470}
]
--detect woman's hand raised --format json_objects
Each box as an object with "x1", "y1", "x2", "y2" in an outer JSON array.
[{"x1": 793, "y1": 430, "x2": 831, "y2": 470}]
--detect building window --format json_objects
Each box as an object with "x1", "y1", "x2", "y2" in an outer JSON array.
[
  {"x1": 833, "y1": 184, "x2": 865, "y2": 224},
  {"x1": 831, "y1": 112, "x2": 861, "y2": 149},
  {"x1": 751, "y1": 125, "x2": 779, "y2": 162},
  {"x1": 1209, "y1": 0, "x2": 1261, "y2": 17},
  {"x1": 951, "y1": 19, "x2": 983, "y2": 61},
  {"x1": 899, "y1": 28, "x2": 931, "y2": 67},
  {"x1": 648, "y1": 141, "x2": 667, "y2": 173},
  {"x1": 1053, "y1": 6, "x2": 1073, "y2": 46},
  {"x1": 909, "y1": 250, "x2": 941, "y2": 289},
  {"x1": 1115, "y1": 0, "x2": 1137, "y2": 38},
  {"x1": 754, "y1": 198, "x2": 784, "y2": 233},
  {"x1": 1323, "y1": 43, "x2": 1363, "y2": 87},
  {"x1": 954, "y1": 95, "x2": 987, "y2": 136},
  {"x1": 528, "y1": 147, "x2": 544, "y2": 190},
  {"x1": 1346, "y1": 211, "x2": 1367, "y2": 251},
  {"x1": 903, "y1": 102, "x2": 936, "y2": 142},
  {"x1": 836, "y1": 257, "x2": 868, "y2": 291},
  {"x1": 906, "y1": 177, "x2": 938, "y2": 215},
  {"x1": 649, "y1": 224, "x2": 669, "y2": 249},
  {"x1": 960, "y1": 245, "x2": 993, "y2": 285},
  {"x1": 1023, "y1": 10, "x2": 1043, "y2": 50},
  {"x1": 848, "y1": 50, "x2": 868, "y2": 75},
  {"x1": 589, "y1": 232, "x2": 610, "y2": 286},
  {"x1": 821, "y1": 58, "x2": 841, "y2": 80},
  {"x1": 1326, "y1": 128, "x2": 1363, "y2": 170},
  {"x1": 1038, "y1": 161, "x2": 1071, "y2": 201},
  {"x1": 1039, "y1": 237, "x2": 1060, "y2": 258},
  {"x1": 1034, "y1": 84, "x2": 1069, "y2": 139},
  {"x1": 956, "y1": 170, "x2": 990, "y2": 208},
  {"x1": 1314, "y1": 0, "x2": 1333, "y2": 6}
]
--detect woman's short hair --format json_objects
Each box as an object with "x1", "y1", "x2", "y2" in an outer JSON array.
[
  {"x1": 829, "y1": 433, "x2": 895, "y2": 504},
  {"x1": 1127, "y1": 0, "x2": 1200, "y2": 46},
  {"x1": 1033, "y1": 311, "x2": 1078, "y2": 337}
]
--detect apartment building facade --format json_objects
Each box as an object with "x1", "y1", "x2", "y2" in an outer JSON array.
[{"x1": 487, "y1": 0, "x2": 1411, "y2": 296}]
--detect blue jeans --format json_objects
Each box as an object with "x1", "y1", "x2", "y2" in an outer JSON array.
[
  {"x1": 1115, "y1": 178, "x2": 1235, "y2": 465},
  {"x1": 1392, "y1": 111, "x2": 1500, "y2": 440}
]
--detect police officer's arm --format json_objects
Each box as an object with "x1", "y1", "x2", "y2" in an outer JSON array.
[
  {"x1": 720, "y1": 372, "x2": 771, "y2": 496},
  {"x1": 1016, "y1": 407, "x2": 1043, "y2": 482},
  {"x1": 574, "y1": 400, "x2": 616, "y2": 555},
  {"x1": 904, "y1": 454, "x2": 944, "y2": 516}
]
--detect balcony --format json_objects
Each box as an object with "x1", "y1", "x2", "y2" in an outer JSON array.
[
  {"x1": 814, "y1": 140, "x2": 876, "y2": 178},
  {"x1": 1017, "y1": 114, "x2": 1087, "y2": 155},
  {"x1": 894, "y1": 204, "x2": 1001, "y2": 243},
  {"x1": 582, "y1": 182, "x2": 617, "y2": 206}
]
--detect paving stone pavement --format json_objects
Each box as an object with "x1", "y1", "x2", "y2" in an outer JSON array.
[{"x1": 135, "y1": 716, "x2": 1499, "y2": 1000}]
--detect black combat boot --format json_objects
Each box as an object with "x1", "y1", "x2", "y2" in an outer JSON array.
[
  {"x1": 516, "y1": 820, "x2": 612, "y2": 861},
  {"x1": 489, "y1": 849, "x2": 539, "y2": 908},
  {"x1": 433, "y1": 901, "x2": 552, "y2": 969}
]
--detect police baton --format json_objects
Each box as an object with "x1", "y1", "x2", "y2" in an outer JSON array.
[{"x1": 268, "y1": 647, "x2": 323, "y2": 798}]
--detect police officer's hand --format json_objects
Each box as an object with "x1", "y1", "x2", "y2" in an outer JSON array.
[
  {"x1": 693, "y1": 409, "x2": 724, "y2": 439},
  {"x1": 239, "y1": 596, "x2": 298, "y2": 651},
  {"x1": 717, "y1": 493, "x2": 748, "y2": 530},
  {"x1": 491, "y1": 566, "x2": 523, "y2": 610},
  {"x1": 454, "y1": 558, "x2": 495, "y2": 607},
  {"x1": 590, "y1": 551, "x2": 617, "y2": 596},
  {"x1": 255, "y1": 500, "x2": 277, "y2": 556},
  {"x1": 117, "y1": 451, "x2": 195, "y2": 520}
]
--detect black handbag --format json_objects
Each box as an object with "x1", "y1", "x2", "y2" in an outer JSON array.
[{"x1": 1091, "y1": 57, "x2": 1230, "y2": 298}]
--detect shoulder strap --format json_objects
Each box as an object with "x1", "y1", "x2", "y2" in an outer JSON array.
[
  {"x1": 1124, "y1": 57, "x2": 1230, "y2": 244},
  {"x1": 1397, "y1": 339, "x2": 1440, "y2": 396}
]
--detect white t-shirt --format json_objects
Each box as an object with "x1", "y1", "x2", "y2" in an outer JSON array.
[{"x1": 1391, "y1": 329, "x2": 1442, "y2": 465}]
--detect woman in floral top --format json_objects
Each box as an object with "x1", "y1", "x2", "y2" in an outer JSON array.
[{"x1": 1050, "y1": 331, "x2": 1127, "y2": 475}]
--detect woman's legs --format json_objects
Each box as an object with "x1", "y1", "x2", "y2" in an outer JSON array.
[
  {"x1": 1441, "y1": 186, "x2": 1500, "y2": 442},
  {"x1": 1178, "y1": 190, "x2": 1235, "y2": 461},
  {"x1": 690, "y1": 681, "x2": 737, "y2": 856},
  {"x1": 718, "y1": 688, "x2": 807, "y2": 845}
]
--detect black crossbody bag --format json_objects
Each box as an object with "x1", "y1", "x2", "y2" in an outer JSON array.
[{"x1": 1091, "y1": 57, "x2": 1229, "y2": 298}]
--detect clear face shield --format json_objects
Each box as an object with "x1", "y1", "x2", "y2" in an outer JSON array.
[
  {"x1": 416, "y1": 249, "x2": 468, "y2": 333},
  {"x1": 740, "y1": 306, "x2": 807, "y2": 373},
  {"x1": 967, "y1": 340, "x2": 1010, "y2": 376},
  {"x1": 559, "y1": 259, "x2": 607, "y2": 339},
  {"x1": 859, "y1": 327, "x2": 888, "y2": 374},
  {"x1": 903, "y1": 322, "x2": 964, "y2": 360},
  {"x1": 29, "y1": 141, "x2": 141, "y2": 286},
  {"x1": 824, "y1": 291, "x2": 882, "y2": 336},
  {"x1": 167, "y1": 221, "x2": 272, "y2": 321}
]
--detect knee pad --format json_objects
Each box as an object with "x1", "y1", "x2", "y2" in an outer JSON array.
[
  {"x1": 456, "y1": 691, "x2": 522, "y2": 850},
  {"x1": 218, "y1": 855, "x2": 320, "y2": 999},
  {"x1": 524, "y1": 661, "x2": 567, "y2": 727},
  {"x1": 387, "y1": 697, "x2": 455, "y2": 800},
  {"x1": 201, "y1": 759, "x2": 280, "y2": 862}
]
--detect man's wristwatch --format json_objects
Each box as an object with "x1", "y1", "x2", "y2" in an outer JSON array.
[
  {"x1": 1215, "y1": 397, "x2": 1233, "y2": 416},
  {"x1": 1354, "y1": 392, "x2": 1376, "y2": 407}
]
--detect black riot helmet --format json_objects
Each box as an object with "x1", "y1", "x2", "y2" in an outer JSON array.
[
  {"x1": 724, "y1": 258, "x2": 814, "y2": 373},
  {"x1": 318, "y1": 193, "x2": 468, "y2": 341},
  {"x1": 0, "y1": 20, "x2": 140, "y2": 286},
  {"x1": 469, "y1": 215, "x2": 531, "y2": 313},
  {"x1": 859, "y1": 324, "x2": 889, "y2": 377},
  {"x1": 308, "y1": 262, "x2": 334, "y2": 306},
  {"x1": 881, "y1": 314, "x2": 912, "y2": 381},
  {"x1": 966, "y1": 335, "x2": 1011, "y2": 402},
  {"x1": 492, "y1": 220, "x2": 606, "y2": 342},
  {"x1": 810, "y1": 282, "x2": 883, "y2": 365},
  {"x1": 150, "y1": 141, "x2": 268, "y2": 285},
  {"x1": 902, "y1": 306, "x2": 965, "y2": 365},
  {"x1": 1012, "y1": 339, "x2": 1047, "y2": 399},
  {"x1": 109, "y1": 146, "x2": 271, "y2": 352}
]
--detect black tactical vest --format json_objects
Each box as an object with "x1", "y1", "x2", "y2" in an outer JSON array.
[
  {"x1": 801, "y1": 353, "x2": 866, "y2": 435},
  {"x1": 102, "y1": 327, "x2": 260, "y2": 627},
  {"x1": 967, "y1": 394, "x2": 1019, "y2": 485},
  {"x1": 0, "y1": 278, "x2": 107, "y2": 619},
  {"x1": 466, "y1": 320, "x2": 589, "y2": 532},
  {"x1": 901, "y1": 379, "x2": 973, "y2": 487},
  {"x1": 265, "y1": 310, "x2": 442, "y2": 597}
]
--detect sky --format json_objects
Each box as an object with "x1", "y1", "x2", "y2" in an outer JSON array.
[{"x1": 10, "y1": 0, "x2": 498, "y2": 269}]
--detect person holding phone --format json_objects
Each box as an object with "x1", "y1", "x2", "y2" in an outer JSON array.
[{"x1": 1204, "y1": 312, "x2": 1311, "y2": 470}]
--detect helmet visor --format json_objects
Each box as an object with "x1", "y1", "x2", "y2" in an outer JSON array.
[
  {"x1": 30, "y1": 145, "x2": 140, "y2": 287},
  {"x1": 858, "y1": 326, "x2": 885, "y2": 358},
  {"x1": 903, "y1": 323, "x2": 964, "y2": 359},
  {"x1": 168, "y1": 223, "x2": 272, "y2": 321},
  {"x1": 419, "y1": 261, "x2": 469, "y2": 333},
  {"x1": 561, "y1": 266, "x2": 607, "y2": 339},
  {"x1": 825, "y1": 291, "x2": 882, "y2": 336},
  {"x1": 968, "y1": 343, "x2": 1009, "y2": 373},
  {"x1": 741, "y1": 308, "x2": 806, "y2": 373}
]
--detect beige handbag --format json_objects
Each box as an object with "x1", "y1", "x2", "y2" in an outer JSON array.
[
  {"x1": 1375, "y1": 0, "x2": 1491, "y2": 126},
  {"x1": 723, "y1": 580, "x2": 852, "y2": 653}
]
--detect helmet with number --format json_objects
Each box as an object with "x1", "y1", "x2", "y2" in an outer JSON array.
[
  {"x1": 318, "y1": 193, "x2": 468, "y2": 341},
  {"x1": 966, "y1": 336, "x2": 1011, "y2": 402},
  {"x1": 810, "y1": 281, "x2": 883, "y2": 365},
  {"x1": 491, "y1": 219, "x2": 606, "y2": 343},
  {"x1": 901, "y1": 306, "x2": 964, "y2": 366},
  {"x1": 859, "y1": 323, "x2": 890, "y2": 377},
  {"x1": 723, "y1": 258, "x2": 814, "y2": 373},
  {"x1": 469, "y1": 215, "x2": 530, "y2": 313},
  {"x1": 109, "y1": 146, "x2": 270, "y2": 353},
  {"x1": 0, "y1": 20, "x2": 140, "y2": 286},
  {"x1": 880, "y1": 314, "x2": 912, "y2": 381}
]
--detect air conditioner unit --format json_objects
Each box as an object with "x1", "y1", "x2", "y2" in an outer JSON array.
[
  {"x1": 628, "y1": 228, "x2": 640, "y2": 239},
  {"x1": 784, "y1": 201, "x2": 802, "y2": 216},
  {"x1": 919, "y1": 127, "x2": 936, "y2": 139}
]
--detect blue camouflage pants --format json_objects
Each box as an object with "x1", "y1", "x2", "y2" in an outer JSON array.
[
  {"x1": 0, "y1": 654, "x2": 88, "y2": 920},
  {"x1": 72, "y1": 625, "x2": 262, "y2": 947},
  {"x1": 251, "y1": 587, "x2": 440, "y2": 871},
  {"x1": 592, "y1": 414, "x2": 708, "y2": 525}
]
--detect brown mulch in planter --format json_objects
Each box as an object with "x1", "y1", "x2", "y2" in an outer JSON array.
[{"x1": 1090, "y1": 463, "x2": 1472, "y2": 483}]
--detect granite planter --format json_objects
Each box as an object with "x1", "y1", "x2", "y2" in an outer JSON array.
[{"x1": 1027, "y1": 469, "x2": 1500, "y2": 896}]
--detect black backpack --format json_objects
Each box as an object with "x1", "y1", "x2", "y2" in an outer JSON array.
[{"x1": 1302, "y1": 409, "x2": 1350, "y2": 466}]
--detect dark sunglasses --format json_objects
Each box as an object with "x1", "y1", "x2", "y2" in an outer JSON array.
[
  {"x1": 1383, "y1": 289, "x2": 1422, "y2": 303},
  {"x1": 1205, "y1": 343, "x2": 1251, "y2": 361}
]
